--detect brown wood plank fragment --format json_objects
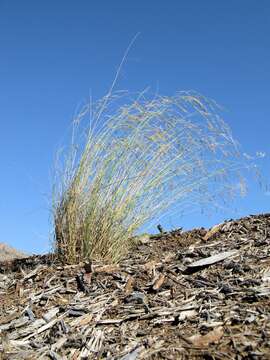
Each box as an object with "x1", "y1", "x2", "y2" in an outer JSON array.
[
  {"x1": 152, "y1": 274, "x2": 166, "y2": 291},
  {"x1": 188, "y1": 326, "x2": 224, "y2": 347}
]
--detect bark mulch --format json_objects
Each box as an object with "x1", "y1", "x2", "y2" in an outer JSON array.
[{"x1": 0, "y1": 213, "x2": 270, "y2": 359}]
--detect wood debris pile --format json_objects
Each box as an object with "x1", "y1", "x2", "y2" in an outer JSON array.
[{"x1": 0, "y1": 214, "x2": 270, "y2": 359}]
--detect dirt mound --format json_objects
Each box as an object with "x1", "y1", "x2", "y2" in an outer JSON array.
[
  {"x1": 0, "y1": 214, "x2": 270, "y2": 359},
  {"x1": 0, "y1": 243, "x2": 26, "y2": 262}
]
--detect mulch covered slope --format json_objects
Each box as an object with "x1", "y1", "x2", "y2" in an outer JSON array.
[
  {"x1": 0, "y1": 214, "x2": 270, "y2": 359},
  {"x1": 0, "y1": 243, "x2": 26, "y2": 262}
]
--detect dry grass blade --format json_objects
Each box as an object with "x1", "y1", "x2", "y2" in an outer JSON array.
[{"x1": 52, "y1": 91, "x2": 251, "y2": 263}]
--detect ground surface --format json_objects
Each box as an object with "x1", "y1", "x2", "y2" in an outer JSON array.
[{"x1": 0, "y1": 214, "x2": 270, "y2": 359}]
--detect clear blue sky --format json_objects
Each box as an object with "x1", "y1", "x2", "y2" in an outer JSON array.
[{"x1": 0, "y1": 1, "x2": 269, "y2": 254}]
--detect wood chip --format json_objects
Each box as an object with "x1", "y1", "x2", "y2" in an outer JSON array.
[
  {"x1": 125, "y1": 276, "x2": 135, "y2": 295},
  {"x1": 187, "y1": 250, "x2": 238, "y2": 268},
  {"x1": 94, "y1": 264, "x2": 119, "y2": 273},
  {"x1": 152, "y1": 273, "x2": 166, "y2": 291},
  {"x1": 188, "y1": 326, "x2": 224, "y2": 347}
]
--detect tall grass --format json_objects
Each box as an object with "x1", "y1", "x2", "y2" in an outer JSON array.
[{"x1": 53, "y1": 91, "x2": 248, "y2": 263}]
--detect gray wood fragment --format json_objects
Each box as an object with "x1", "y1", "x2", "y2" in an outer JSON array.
[{"x1": 187, "y1": 250, "x2": 239, "y2": 268}]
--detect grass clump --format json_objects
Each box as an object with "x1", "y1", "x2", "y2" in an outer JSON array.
[{"x1": 53, "y1": 90, "x2": 247, "y2": 263}]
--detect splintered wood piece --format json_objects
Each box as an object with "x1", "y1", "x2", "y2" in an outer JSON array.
[
  {"x1": 43, "y1": 307, "x2": 59, "y2": 322},
  {"x1": 9, "y1": 319, "x2": 46, "y2": 340},
  {"x1": 24, "y1": 313, "x2": 66, "y2": 340},
  {"x1": 188, "y1": 326, "x2": 224, "y2": 347},
  {"x1": 80, "y1": 330, "x2": 104, "y2": 357},
  {"x1": 15, "y1": 282, "x2": 24, "y2": 298},
  {"x1": 143, "y1": 260, "x2": 157, "y2": 274},
  {"x1": 22, "y1": 265, "x2": 45, "y2": 281},
  {"x1": 177, "y1": 309, "x2": 197, "y2": 321},
  {"x1": 51, "y1": 336, "x2": 68, "y2": 352},
  {"x1": 187, "y1": 250, "x2": 238, "y2": 268},
  {"x1": 152, "y1": 274, "x2": 166, "y2": 291},
  {"x1": 94, "y1": 264, "x2": 120, "y2": 273},
  {"x1": 70, "y1": 313, "x2": 93, "y2": 327},
  {"x1": 125, "y1": 276, "x2": 135, "y2": 295}
]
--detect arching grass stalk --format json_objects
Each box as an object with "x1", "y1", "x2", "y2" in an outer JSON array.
[{"x1": 53, "y1": 91, "x2": 249, "y2": 263}]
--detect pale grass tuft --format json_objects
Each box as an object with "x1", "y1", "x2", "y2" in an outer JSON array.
[{"x1": 53, "y1": 91, "x2": 248, "y2": 263}]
